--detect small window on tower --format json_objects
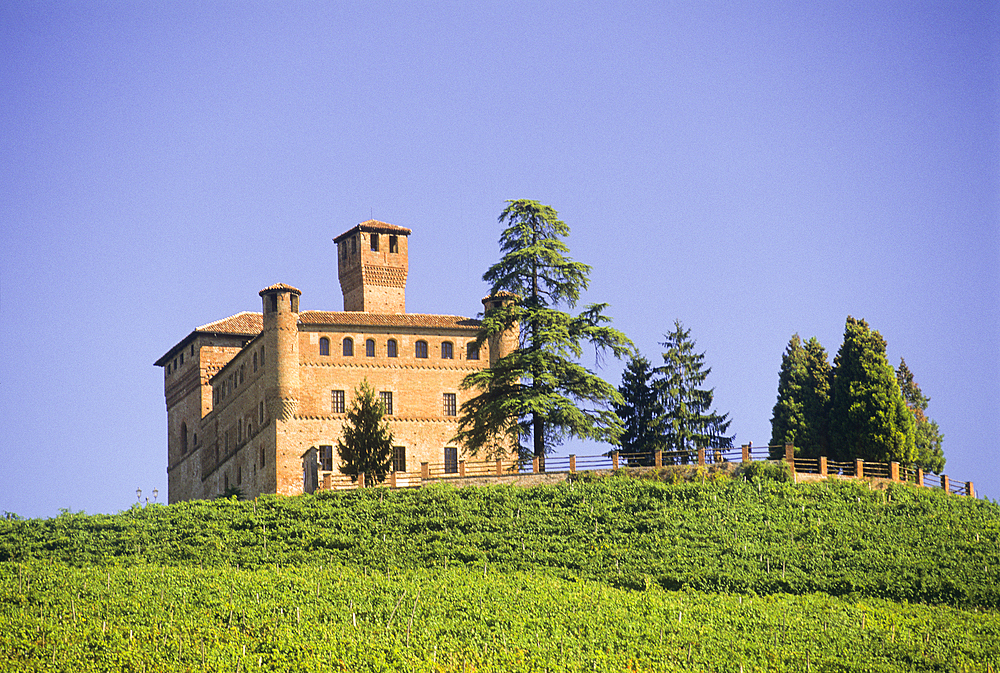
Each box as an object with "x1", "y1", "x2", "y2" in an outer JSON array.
[
  {"x1": 319, "y1": 337, "x2": 330, "y2": 356},
  {"x1": 343, "y1": 338, "x2": 354, "y2": 357},
  {"x1": 387, "y1": 339, "x2": 398, "y2": 358},
  {"x1": 370, "y1": 233, "x2": 379, "y2": 252},
  {"x1": 389, "y1": 235, "x2": 398, "y2": 253},
  {"x1": 351, "y1": 237, "x2": 357, "y2": 254},
  {"x1": 366, "y1": 338, "x2": 375, "y2": 357}
]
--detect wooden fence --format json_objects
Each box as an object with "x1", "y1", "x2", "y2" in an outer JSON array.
[{"x1": 311, "y1": 443, "x2": 975, "y2": 498}]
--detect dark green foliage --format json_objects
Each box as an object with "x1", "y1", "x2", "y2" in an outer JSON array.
[
  {"x1": 897, "y1": 358, "x2": 946, "y2": 473},
  {"x1": 655, "y1": 320, "x2": 734, "y2": 460},
  {"x1": 829, "y1": 317, "x2": 916, "y2": 463},
  {"x1": 612, "y1": 354, "x2": 663, "y2": 465},
  {"x1": 455, "y1": 200, "x2": 633, "y2": 460},
  {"x1": 337, "y1": 379, "x2": 393, "y2": 485},
  {"x1": 770, "y1": 335, "x2": 831, "y2": 458}
]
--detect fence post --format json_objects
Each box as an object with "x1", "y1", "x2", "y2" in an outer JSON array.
[
  {"x1": 358, "y1": 472, "x2": 365, "y2": 489},
  {"x1": 323, "y1": 473, "x2": 331, "y2": 490},
  {"x1": 890, "y1": 462, "x2": 900, "y2": 482},
  {"x1": 941, "y1": 475, "x2": 950, "y2": 493},
  {"x1": 532, "y1": 457, "x2": 539, "y2": 473},
  {"x1": 612, "y1": 451, "x2": 619, "y2": 471},
  {"x1": 569, "y1": 454, "x2": 576, "y2": 473},
  {"x1": 655, "y1": 450, "x2": 662, "y2": 468},
  {"x1": 916, "y1": 467, "x2": 924, "y2": 487},
  {"x1": 496, "y1": 459, "x2": 502, "y2": 476},
  {"x1": 459, "y1": 460, "x2": 466, "y2": 477},
  {"x1": 697, "y1": 447, "x2": 705, "y2": 466},
  {"x1": 421, "y1": 462, "x2": 429, "y2": 480},
  {"x1": 819, "y1": 456, "x2": 827, "y2": 477},
  {"x1": 855, "y1": 459, "x2": 864, "y2": 479},
  {"x1": 741, "y1": 444, "x2": 750, "y2": 463},
  {"x1": 966, "y1": 481, "x2": 975, "y2": 498},
  {"x1": 390, "y1": 471, "x2": 397, "y2": 489}
]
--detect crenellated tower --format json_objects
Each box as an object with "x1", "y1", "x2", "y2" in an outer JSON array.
[{"x1": 334, "y1": 220, "x2": 412, "y2": 313}]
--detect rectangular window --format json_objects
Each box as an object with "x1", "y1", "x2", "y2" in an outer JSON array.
[
  {"x1": 467, "y1": 343, "x2": 480, "y2": 360},
  {"x1": 259, "y1": 400, "x2": 264, "y2": 423},
  {"x1": 319, "y1": 445, "x2": 333, "y2": 471},
  {"x1": 379, "y1": 391, "x2": 393, "y2": 415},
  {"x1": 444, "y1": 446, "x2": 458, "y2": 474},
  {"x1": 389, "y1": 235, "x2": 398, "y2": 253},
  {"x1": 392, "y1": 446, "x2": 406, "y2": 473},
  {"x1": 331, "y1": 390, "x2": 345, "y2": 414},
  {"x1": 387, "y1": 339, "x2": 398, "y2": 358},
  {"x1": 370, "y1": 233, "x2": 379, "y2": 251},
  {"x1": 443, "y1": 393, "x2": 457, "y2": 416},
  {"x1": 260, "y1": 445, "x2": 265, "y2": 467}
]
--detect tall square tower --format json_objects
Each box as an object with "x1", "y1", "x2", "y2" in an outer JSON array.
[{"x1": 334, "y1": 220, "x2": 412, "y2": 313}]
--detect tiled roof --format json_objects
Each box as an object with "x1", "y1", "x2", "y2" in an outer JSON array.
[
  {"x1": 333, "y1": 220, "x2": 412, "y2": 243},
  {"x1": 195, "y1": 312, "x2": 264, "y2": 335},
  {"x1": 259, "y1": 283, "x2": 301, "y2": 295},
  {"x1": 300, "y1": 311, "x2": 480, "y2": 330}
]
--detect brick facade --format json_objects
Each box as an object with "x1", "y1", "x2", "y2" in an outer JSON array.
[{"x1": 156, "y1": 220, "x2": 515, "y2": 503}]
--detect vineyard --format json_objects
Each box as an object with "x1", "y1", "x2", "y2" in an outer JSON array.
[{"x1": 2, "y1": 473, "x2": 999, "y2": 670}]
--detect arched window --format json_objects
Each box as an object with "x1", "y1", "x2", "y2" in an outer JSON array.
[
  {"x1": 387, "y1": 339, "x2": 398, "y2": 358},
  {"x1": 343, "y1": 338, "x2": 354, "y2": 357},
  {"x1": 366, "y1": 338, "x2": 376, "y2": 357},
  {"x1": 319, "y1": 337, "x2": 330, "y2": 356},
  {"x1": 415, "y1": 340, "x2": 428, "y2": 359},
  {"x1": 467, "y1": 342, "x2": 480, "y2": 360},
  {"x1": 441, "y1": 341, "x2": 454, "y2": 359}
]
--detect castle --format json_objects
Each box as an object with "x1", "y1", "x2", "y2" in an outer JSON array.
[{"x1": 155, "y1": 220, "x2": 516, "y2": 503}]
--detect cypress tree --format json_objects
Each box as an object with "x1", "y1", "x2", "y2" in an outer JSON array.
[
  {"x1": 337, "y1": 379, "x2": 394, "y2": 485},
  {"x1": 896, "y1": 358, "x2": 945, "y2": 473},
  {"x1": 829, "y1": 317, "x2": 915, "y2": 463},
  {"x1": 769, "y1": 334, "x2": 807, "y2": 457}
]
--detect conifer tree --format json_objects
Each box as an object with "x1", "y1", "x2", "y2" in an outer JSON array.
[
  {"x1": 337, "y1": 379, "x2": 394, "y2": 485},
  {"x1": 829, "y1": 317, "x2": 915, "y2": 463},
  {"x1": 613, "y1": 354, "x2": 663, "y2": 466},
  {"x1": 896, "y1": 358, "x2": 945, "y2": 473},
  {"x1": 655, "y1": 320, "x2": 734, "y2": 461},
  {"x1": 455, "y1": 200, "x2": 633, "y2": 462},
  {"x1": 770, "y1": 335, "x2": 831, "y2": 458}
]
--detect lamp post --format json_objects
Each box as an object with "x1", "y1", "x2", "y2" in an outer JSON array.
[
  {"x1": 136, "y1": 488, "x2": 142, "y2": 503},
  {"x1": 152, "y1": 488, "x2": 159, "y2": 503}
]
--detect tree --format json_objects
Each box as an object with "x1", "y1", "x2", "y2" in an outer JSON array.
[
  {"x1": 896, "y1": 358, "x2": 945, "y2": 473},
  {"x1": 829, "y1": 317, "x2": 915, "y2": 463},
  {"x1": 454, "y1": 199, "x2": 633, "y2": 462},
  {"x1": 655, "y1": 320, "x2": 734, "y2": 461},
  {"x1": 337, "y1": 379, "x2": 394, "y2": 485},
  {"x1": 613, "y1": 354, "x2": 664, "y2": 466},
  {"x1": 769, "y1": 335, "x2": 831, "y2": 459}
]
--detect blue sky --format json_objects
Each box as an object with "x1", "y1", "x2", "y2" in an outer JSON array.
[{"x1": 2, "y1": 1, "x2": 997, "y2": 517}]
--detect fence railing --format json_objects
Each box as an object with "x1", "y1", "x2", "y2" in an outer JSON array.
[{"x1": 310, "y1": 443, "x2": 975, "y2": 498}]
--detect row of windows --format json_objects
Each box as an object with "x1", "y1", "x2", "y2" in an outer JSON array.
[
  {"x1": 318, "y1": 445, "x2": 458, "y2": 474},
  {"x1": 331, "y1": 390, "x2": 456, "y2": 417},
  {"x1": 319, "y1": 337, "x2": 478, "y2": 360},
  {"x1": 339, "y1": 233, "x2": 400, "y2": 257},
  {"x1": 214, "y1": 348, "x2": 265, "y2": 406},
  {"x1": 165, "y1": 343, "x2": 197, "y2": 375}
]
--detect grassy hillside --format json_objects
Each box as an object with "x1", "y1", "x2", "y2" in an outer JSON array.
[{"x1": 2, "y1": 474, "x2": 999, "y2": 670}]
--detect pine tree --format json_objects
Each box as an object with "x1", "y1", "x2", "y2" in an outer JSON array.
[
  {"x1": 655, "y1": 320, "x2": 734, "y2": 462},
  {"x1": 454, "y1": 200, "x2": 633, "y2": 462},
  {"x1": 829, "y1": 317, "x2": 915, "y2": 463},
  {"x1": 337, "y1": 379, "x2": 394, "y2": 485},
  {"x1": 613, "y1": 354, "x2": 663, "y2": 466},
  {"x1": 897, "y1": 358, "x2": 945, "y2": 473}
]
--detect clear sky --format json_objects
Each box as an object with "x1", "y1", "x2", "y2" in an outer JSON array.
[{"x1": 2, "y1": 1, "x2": 997, "y2": 518}]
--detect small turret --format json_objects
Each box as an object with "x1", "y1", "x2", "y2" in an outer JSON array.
[
  {"x1": 259, "y1": 283, "x2": 301, "y2": 420},
  {"x1": 481, "y1": 291, "x2": 520, "y2": 366}
]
